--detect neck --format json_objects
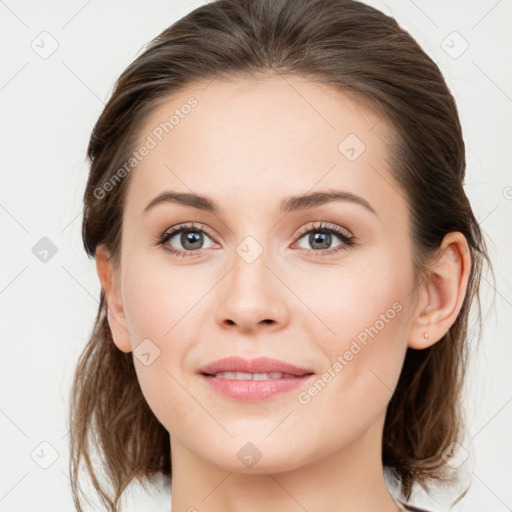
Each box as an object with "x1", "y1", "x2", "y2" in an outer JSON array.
[{"x1": 168, "y1": 413, "x2": 401, "y2": 512}]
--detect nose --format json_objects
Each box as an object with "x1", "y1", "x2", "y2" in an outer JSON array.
[{"x1": 214, "y1": 245, "x2": 289, "y2": 334}]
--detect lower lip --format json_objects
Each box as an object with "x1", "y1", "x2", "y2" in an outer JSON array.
[{"x1": 200, "y1": 374, "x2": 315, "y2": 401}]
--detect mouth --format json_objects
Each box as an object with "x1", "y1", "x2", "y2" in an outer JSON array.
[
  {"x1": 197, "y1": 355, "x2": 313, "y2": 377},
  {"x1": 197, "y1": 356, "x2": 315, "y2": 401},
  {"x1": 201, "y1": 371, "x2": 311, "y2": 380}
]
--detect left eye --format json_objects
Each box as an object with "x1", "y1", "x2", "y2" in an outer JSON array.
[
  {"x1": 292, "y1": 223, "x2": 355, "y2": 254},
  {"x1": 295, "y1": 229, "x2": 346, "y2": 251}
]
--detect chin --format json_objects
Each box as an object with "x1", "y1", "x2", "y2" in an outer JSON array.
[{"x1": 194, "y1": 439, "x2": 312, "y2": 475}]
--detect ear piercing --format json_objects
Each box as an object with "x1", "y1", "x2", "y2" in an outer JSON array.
[{"x1": 423, "y1": 305, "x2": 431, "y2": 341}]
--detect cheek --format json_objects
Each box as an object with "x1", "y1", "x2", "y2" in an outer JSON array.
[
  {"x1": 121, "y1": 255, "x2": 210, "y2": 343},
  {"x1": 293, "y1": 289, "x2": 409, "y2": 456},
  {"x1": 303, "y1": 257, "x2": 409, "y2": 344},
  {"x1": 302, "y1": 259, "x2": 411, "y2": 405},
  {"x1": 119, "y1": 257, "x2": 212, "y2": 426}
]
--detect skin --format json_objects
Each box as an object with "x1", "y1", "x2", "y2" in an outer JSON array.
[{"x1": 95, "y1": 74, "x2": 471, "y2": 512}]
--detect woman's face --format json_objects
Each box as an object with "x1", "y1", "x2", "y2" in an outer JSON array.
[{"x1": 105, "y1": 74, "x2": 422, "y2": 473}]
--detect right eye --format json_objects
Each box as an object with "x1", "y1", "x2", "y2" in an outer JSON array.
[{"x1": 156, "y1": 222, "x2": 218, "y2": 257}]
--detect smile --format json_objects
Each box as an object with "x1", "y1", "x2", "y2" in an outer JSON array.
[{"x1": 200, "y1": 372, "x2": 315, "y2": 401}]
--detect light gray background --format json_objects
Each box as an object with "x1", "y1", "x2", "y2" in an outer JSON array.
[{"x1": 1, "y1": 0, "x2": 511, "y2": 511}]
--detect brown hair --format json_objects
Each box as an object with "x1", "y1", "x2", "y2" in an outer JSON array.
[{"x1": 69, "y1": 0, "x2": 495, "y2": 510}]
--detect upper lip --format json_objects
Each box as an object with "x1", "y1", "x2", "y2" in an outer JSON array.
[{"x1": 198, "y1": 356, "x2": 314, "y2": 376}]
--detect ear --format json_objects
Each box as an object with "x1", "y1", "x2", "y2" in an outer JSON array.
[
  {"x1": 408, "y1": 232, "x2": 472, "y2": 349},
  {"x1": 95, "y1": 244, "x2": 132, "y2": 353}
]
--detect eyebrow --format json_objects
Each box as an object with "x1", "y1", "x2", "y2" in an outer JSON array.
[{"x1": 142, "y1": 190, "x2": 377, "y2": 216}]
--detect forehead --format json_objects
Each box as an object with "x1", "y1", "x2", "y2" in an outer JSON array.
[{"x1": 125, "y1": 74, "x2": 403, "y2": 220}]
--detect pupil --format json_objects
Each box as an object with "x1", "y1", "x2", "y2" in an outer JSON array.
[
  {"x1": 310, "y1": 232, "x2": 331, "y2": 250},
  {"x1": 182, "y1": 231, "x2": 203, "y2": 250}
]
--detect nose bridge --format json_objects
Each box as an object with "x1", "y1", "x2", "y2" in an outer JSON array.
[
  {"x1": 229, "y1": 233, "x2": 273, "y2": 302},
  {"x1": 229, "y1": 214, "x2": 272, "y2": 279},
  {"x1": 214, "y1": 230, "x2": 288, "y2": 330}
]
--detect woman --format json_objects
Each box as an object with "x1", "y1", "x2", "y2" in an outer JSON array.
[{"x1": 69, "y1": 0, "x2": 493, "y2": 510}]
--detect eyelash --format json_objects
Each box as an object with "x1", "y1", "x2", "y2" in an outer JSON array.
[{"x1": 154, "y1": 221, "x2": 355, "y2": 258}]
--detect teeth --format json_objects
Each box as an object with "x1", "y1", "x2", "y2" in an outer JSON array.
[{"x1": 212, "y1": 371, "x2": 298, "y2": 380}]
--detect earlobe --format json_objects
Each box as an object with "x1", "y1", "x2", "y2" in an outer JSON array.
[
  {"x1": 408, "y1": 232, "x2": 472, "y2": 350},
  {"x1": 95, "y1": 244, "x2": 132, "y2": 353}
]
